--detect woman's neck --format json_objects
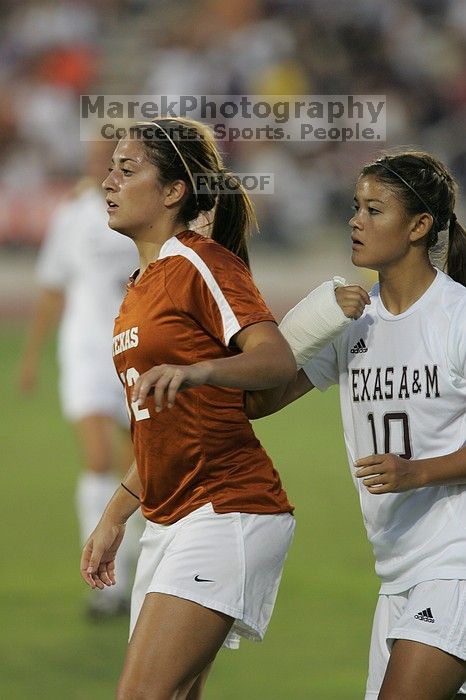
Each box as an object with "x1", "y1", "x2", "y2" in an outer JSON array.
[
  {"x1": 135, "y1": 225, "x2": 187, "y2": 276},
  {"x1": 378, "y1": 259, "x2": 436, "y2": 314}
]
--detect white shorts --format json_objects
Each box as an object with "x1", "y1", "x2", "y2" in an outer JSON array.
[
  {"x1": 58, "y1": 355, "x2": 129, "y2": 426},
  {"x1": 130, "y1": 502, "x2": 295, "y2": 649},
  {"x1": 365, "y1": 580, "x2": 466, "y2": 699}
]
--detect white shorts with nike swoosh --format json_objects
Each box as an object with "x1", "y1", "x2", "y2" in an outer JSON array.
[
  {"x1": 129, "y1": 502, "x2": 295, "y2": 649},
  {"x1": 365, "y1": 579, "x2": 466, "y2": 698}
]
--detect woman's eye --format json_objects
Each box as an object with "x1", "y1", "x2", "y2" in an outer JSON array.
[
  {"x1": 352, "y1": 204, "x2": 359, "y2": 212},
  {"x1": 122, "y1": 169, "x2": 133, "y2": 176},
  {"x1": 368, "y1": 207, "x2": 380, "y2": 215}
]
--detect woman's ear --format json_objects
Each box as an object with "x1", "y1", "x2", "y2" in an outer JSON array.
[
  {"x1": 164, "y1": 180, "x2": 187, "y2": 207},
  {"x1": 409, "y1": 212, "x2": 434, "y2": 243}
]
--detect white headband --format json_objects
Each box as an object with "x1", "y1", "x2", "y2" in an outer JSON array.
[{"x1": 135, "y1": 120, "x2": 198, "y2": 201}]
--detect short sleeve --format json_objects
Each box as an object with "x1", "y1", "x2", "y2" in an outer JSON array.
[
  {"x1": 165, "y1": 240, "x2": 275, "y2": 347},
  {"x1": 36, "y1": 201, "x2": 75, "y2": 289},
  {"x1": 447, "y1": 297, "x2": 466, "y2": 380},
  {"x1": 302, "y1": 341, "x2": 340, "y2": 391}
]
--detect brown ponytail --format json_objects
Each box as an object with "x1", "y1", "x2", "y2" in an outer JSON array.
[
  {"x1": 211, "y1": 172, "x2": 257, "y2": 268},
  {"x1": 447, "y1": 214, "x2": 466, "y2": 287}
]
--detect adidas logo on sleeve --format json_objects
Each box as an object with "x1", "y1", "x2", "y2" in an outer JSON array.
[
  {"x1": 350, "y1": 338, "x2": 368, "y2": 354},
  {"x1": 414, "y1": 608, "x2": 435, "y2": 623}
]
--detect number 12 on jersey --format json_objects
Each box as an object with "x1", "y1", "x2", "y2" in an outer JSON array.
[
  {"x1": 120, "y1": 367, "x2": 150, "y2": 421},
  {"x1": 367, "y1": 411, "x2": 412, "y2": 459}
]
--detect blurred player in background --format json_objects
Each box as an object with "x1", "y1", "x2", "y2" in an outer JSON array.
[
  {"x1": 19, "y1": 139, "x2": 141, "y2": 619},
  {"x1": 247, "y1": 151, "x2": 466, "y2": 699},
  {"x1": 80, "y1": 117, "x2": 300, "y2": 699}
]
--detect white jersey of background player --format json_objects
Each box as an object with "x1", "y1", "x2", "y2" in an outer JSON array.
[
  {"x1": 36, "y1": 184, "x2": 137, "y2": 424},
  {"x1": 248, "y1": 151, "x2": 466, "y2": 699},
  {"x1": 19, "y1": 142, "x2": 141, "y2": 618}
]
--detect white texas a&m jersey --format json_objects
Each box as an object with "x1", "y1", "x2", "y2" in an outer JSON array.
[{"x1": 304, "y1": 270, "x2": 466, "y2": 593}]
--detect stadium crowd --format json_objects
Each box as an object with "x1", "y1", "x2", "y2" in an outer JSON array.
[{"x1": 0, "y1": 0, "x2": 465, "y2": 247}]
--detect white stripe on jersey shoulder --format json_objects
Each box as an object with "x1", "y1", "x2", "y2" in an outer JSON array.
[{"x1": 159, "y1": 236, "x2": 241, "y2": 345}]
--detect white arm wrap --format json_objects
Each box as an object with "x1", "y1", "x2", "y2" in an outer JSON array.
[{"x1": 279, "y1": 277, "x2": 351, "y2": 368}]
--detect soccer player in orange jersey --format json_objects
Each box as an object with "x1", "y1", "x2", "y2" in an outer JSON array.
[{"x1": 77, "y1": 117, "x2": 300, "y2": 699}]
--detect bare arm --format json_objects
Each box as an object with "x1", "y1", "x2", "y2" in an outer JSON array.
[
  {"x1": 80, "y1": 462, "x2": 142, "y2": 589},
  {"x1": 18, "y1": 288, "x2": 64, "y2": 392},
  {"x1": 131, "y1": 321, "x2": 297, "y2": 411},
  {"x1": 203, "y1": 320, "x2": 297, "y2": 389},
  {"x1": 355, "y1": 446, "x2": 466, "y2": 493},
  {"x1": 245, "y1": 368, "x2": 315, "y2": 419}
]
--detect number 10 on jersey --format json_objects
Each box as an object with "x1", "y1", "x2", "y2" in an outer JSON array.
[{"x1": 367, "y1": 412, "x2": 412, "y2": 459}]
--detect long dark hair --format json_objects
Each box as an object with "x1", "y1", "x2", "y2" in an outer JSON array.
[
  {"x1": 128, "y1": 117, "x2": 257, "y2": 268},
  {"x1": 361, "y1": 150, "x2": 466, "y2": 286}
]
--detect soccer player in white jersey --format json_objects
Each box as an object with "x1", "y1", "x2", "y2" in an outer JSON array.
[
  {"x1": 247, "y1": 150, "x2": 466, "y2": 699},
  {"x1": 19, "y1": 140, "x2": 141, "y2": 618}
]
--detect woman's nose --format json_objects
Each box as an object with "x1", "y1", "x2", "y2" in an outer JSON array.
[{"x1": 102, "y1": 172, "x2": 115, "y2": 191}]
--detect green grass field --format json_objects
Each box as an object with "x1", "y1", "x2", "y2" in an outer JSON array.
[{"x1": 1, "y1": 323, "x2": 378, "y2": 699}]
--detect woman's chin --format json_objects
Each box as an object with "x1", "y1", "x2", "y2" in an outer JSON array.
[
  {"x1": 108, "y1": 219, "x2": 133, "y2": 238},
  {"x1": 351, "y1": 251, "x2": 365, "y2": 267}
]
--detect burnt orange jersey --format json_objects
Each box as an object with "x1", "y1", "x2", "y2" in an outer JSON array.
[{"x1": 113, "y1": 230, "x2": 293, "y2": 524}]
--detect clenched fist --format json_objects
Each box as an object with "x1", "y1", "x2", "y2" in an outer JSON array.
[{"x1": 335, "y1": 285, "x2": 371, "y2": 320}]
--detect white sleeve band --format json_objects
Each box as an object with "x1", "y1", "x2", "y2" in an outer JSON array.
[{"x1": 279, "y1": 277, "x2": 351, "y2": 368}]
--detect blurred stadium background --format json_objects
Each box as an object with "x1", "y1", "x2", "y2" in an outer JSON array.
[{"x1": 1, "y1": 1, "x2": 465, "y2": 698}]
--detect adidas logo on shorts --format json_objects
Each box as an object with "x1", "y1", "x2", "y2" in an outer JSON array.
[
  {"x1": 350, "y1": 338, "x2": 368, "y2": 354},
  {"x1": 414, "y1": 607, "x2": 435, "y2": 623}
]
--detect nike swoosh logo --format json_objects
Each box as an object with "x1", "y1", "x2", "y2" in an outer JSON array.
[{"x1": 194, "y1": 575, "x2": 214, "y2": 582}]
